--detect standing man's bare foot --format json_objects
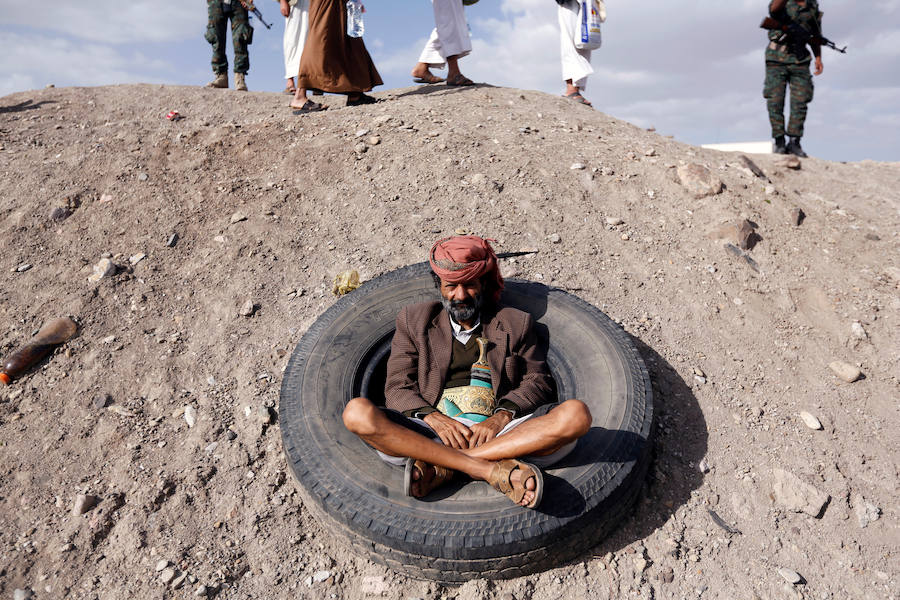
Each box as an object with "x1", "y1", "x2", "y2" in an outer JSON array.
[{"x1": 411, "y1": 62, "x2": 445, "y2": 84}]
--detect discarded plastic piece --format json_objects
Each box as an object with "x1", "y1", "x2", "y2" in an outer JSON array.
[
  {"x1": 332, "y1": 270, "x2": 360, "y2": 296},
  {"x1": 165, "y1": 110, "x2": 182, "y2": 121},
  {"x1": 0, "y1": 317, "x2": 78, "y2": 385}
]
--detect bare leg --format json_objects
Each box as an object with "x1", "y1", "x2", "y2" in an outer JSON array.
[
  {"x1": 464, "y1": 399, "x2": 591, "y2": 461},
  {"x1": 290, "y1": 87, "x2": 309, "y2": 109},
  {"x1": 564, "y1": 79, "x2": 591, "y2": 106}
]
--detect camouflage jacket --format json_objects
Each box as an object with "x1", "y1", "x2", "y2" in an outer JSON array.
[{"x1": 766, "y1": 0, "x2": 822, "y2": 64}]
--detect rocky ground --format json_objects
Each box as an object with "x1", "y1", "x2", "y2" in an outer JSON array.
[{"x1": 0, "y1": 83, "x2": 897, "y2": 600}]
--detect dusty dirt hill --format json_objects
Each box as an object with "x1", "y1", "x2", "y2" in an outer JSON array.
[{"x1": 0, "y1": 83, "x2": 897, "y2": 600}]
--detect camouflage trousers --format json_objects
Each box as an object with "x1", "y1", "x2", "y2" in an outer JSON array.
[
  {"x1": 764, "y1": 61, "x2": 814, "y2": 138},
  {"x1": 206, "y1": 0, "x2": 253, "y2": 74}
]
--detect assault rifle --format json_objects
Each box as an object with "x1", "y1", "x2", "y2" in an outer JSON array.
[
  {"x1": 245, "y1": 1, "x2": 273, "y2": 29},
  {"x1": 760, "y1": 16, "x2": 847, "y2": 53}
]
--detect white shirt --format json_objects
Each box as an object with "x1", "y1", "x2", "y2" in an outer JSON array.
[{"x1": 449, "y1": 315, "x2": 481, "y2": 345}]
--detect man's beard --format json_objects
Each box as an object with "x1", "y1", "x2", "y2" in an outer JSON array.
[{"x1": 442, "y1": 292, "x2": 483, "y2": 324}]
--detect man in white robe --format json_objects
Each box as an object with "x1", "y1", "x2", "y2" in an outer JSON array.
[
  {"x1": 280, "y1": 0, "x2": 309, "y2": 94},
  {"x1": 558, "y1": 0, "x2": 596, "y2": 106},
  {"x1": 411, "y1": 0, "x2": 475, "y2": 86}
]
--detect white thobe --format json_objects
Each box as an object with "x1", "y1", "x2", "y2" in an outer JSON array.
[
  {"x1": 283, "y1": 0, "x2": 310, "y2": 79},
  {"x1": 418, "y1": 0, "x2": 472, "y2": 68},
  {"x1": 558, "y1": 0, "x2": 596, "y2": 90}
]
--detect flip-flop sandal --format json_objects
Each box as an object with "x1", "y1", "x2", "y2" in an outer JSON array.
[
  {"x1": 346, "y1": 93, "x2": 379, "y2": 107},
  {"x1": 413, "y1": 74, "x2": 445, "y2": 84},
  {"x1": 487, "y1": 459, "x2": 544, "y2": 509},
  {"x1": 446, "y1": 75, "x2": 475, "y2": 87},
  {"x1": 564, "y1": 91, "x2": 592, "y2": 106},
  {"x1": 404, "y1": 458, "x2": 455, "y2": 498},
  {"x1": 291, "y1": 100, "x2": 327, "y2": 115}
]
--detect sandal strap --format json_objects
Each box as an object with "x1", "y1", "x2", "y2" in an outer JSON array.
[{"x1": 489, "y1": 459, "x2": 532, "y2": 504}]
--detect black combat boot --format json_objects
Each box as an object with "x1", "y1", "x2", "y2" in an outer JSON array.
[
  {"x1": 787, "y1": 136, "x2": 808, "y2": 158},
  {"x1": 773, "y1": 136, "x2": 787, "y2": 154}
]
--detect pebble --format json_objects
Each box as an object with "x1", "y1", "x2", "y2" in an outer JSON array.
[
  {"x1": 854, "y1": 494, "x2": 881, "y2": 528},
  {"x1": 184, "y1": 405, "x2": 197, "y2": 428},
  {"x1": 780, "y1": 155, "x2": 802, "y2": 170},
  {"x1": 548, "y1": 233, "x2": 561, "y2": 244},
  {"x1": 194, "y1": 585, "x2": 208, "y2": 597},
  {"x1": 226, "y1": 429, "x2": 237, "y2": 441},
  {"x1": 367, "y1": 136, "x2": 381, "y2": 146},
  {"x1": 850, "y1": 321, "x2": 867, "y2": 340},
  {"x1": 772, "y1": 468, "x2": 830, "y2": 517},
  {"x1": 256, "y1": 406, "x2": 274, "y2": 425},
  {"x1": 107, "y1": 405, "x2": 135, "y2": 417},
  {"x1": 606, "y1": 217, "x2": 624, "y2": 226},
  {"x1": 239, "y1": 300, "x2": 256, "y2": 317},
  {"x1": 213, "y1": 235, "x2": 226, "y2": 243},
  {"x1": 138, "y1": 173, "x2": 149, "y2": 181},
  {"x1": 230, "y1": 212, "x2": 247, "y2": 224},
  {"x1": 99, "y1": 193, "x2": 113, "y2": 203},
  {"x1": 764, "y1": 185, "x2": 776, "y2": 195},
  {"x1": 49, "y1": 206, "x2": 71, "y2": 222},
  {"x1": 355, "y1": 128, "x2": 370, "y2": 137},
  {"x1": 72, "y1": 494, "x2": 99, "y2": 515},
  {"x1": 621, "y1": 233, "x2": 630, "y2": 241},
  {"x1": 155, "y1": 559, "x2": 170, "y2": 572},
  {"x1": 354, "y1": 142, "x2": 368, "y2": 153},
  {"x1": 92, "y1": 394, "x2": 111, "y2": 409},
  {"x1": 312, "y1": 570, "x2": 331, "y2": 583},
  {"x1": 159, "y1": 568, "x2": 176, "y2": 584},
  {"x1": 88, "y1": 258, "x2": 115, "y2": 282},
  {"x1": 171, "y1": 573, "x2": 188, "y2": 589},
  {"x1": 693, "y1": 367, "x2": 706, "y2": 377},
  {"x1": 694, "y1": 375, "x2": 707, "y2": 384},
  {"x1": 676, "y1": 163, "x2": 723, "y2": 198},
  {"x1": 698, "y1": 458, "x2": 710, "y2": 474},
  {"x1": 16, "y1": 263, "x2": 32, "y2": 272},
  {"x1": 166, "y1": 233, "x2": 179, "y2": 247},
  {"x1": 570, "y1": 163, "x2": 586, "y2": 170},
  {"x1": 777, "y1": 568, "x2": 802, "y2": 585},
  {"x1": 790, "y1": 207, "x2": 805, "y2": 227},
  {"x1": 360, "y1": 576, "x2": 387, "y2": 596},
  {"x1": 13, "y1": 589, "x2": 33, "y2": 600},
  {"x1": 129, "y1": 253, "x2": 146, "y2": 266},
  {"x1": 205, "y1": 442, "x2": 219, "y2": 455},
  {"x1": 828, "y1": 361, "x2": 861, "y2": 383},
  {"x1": 799, "y1": 411, "x2": 822, "y2": 430}
]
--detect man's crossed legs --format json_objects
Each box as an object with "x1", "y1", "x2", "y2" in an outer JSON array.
[{"x1": 343, "y1": 398, "x2": 591, "y2": 508}]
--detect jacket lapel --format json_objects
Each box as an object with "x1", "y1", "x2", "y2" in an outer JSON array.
[
  {"x1": 484, "y1": 312, "x2": 508, "y2": 394},
  {"x1": 428, "y1": 310, "x2": 453, "y2": 405}
]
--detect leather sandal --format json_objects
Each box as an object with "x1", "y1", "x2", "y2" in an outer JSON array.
[
  {"x1": 404, "y1": 459, "x2": 455, "y2": 498},
  {"x1": 487, "y1": 459, "x2": 543, "y2": 509}
]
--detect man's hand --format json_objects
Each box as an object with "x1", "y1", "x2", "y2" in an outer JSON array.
[
  {"x1": 468, "y1": 411, "x2": 513, "y2": 448},
  {"x1": 813, "y1": 56, "x2": 824, "y2": 75},
  {"x1": 423, "y1": 412, "x2": 472, "y2": 449},
  {"x1": 280, "y1": 0, "x2": 290, "y2": 18}
]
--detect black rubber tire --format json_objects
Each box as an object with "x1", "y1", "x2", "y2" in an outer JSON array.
[{"x1": 279, "y1": 262, "x2": 653, "y2": 583}]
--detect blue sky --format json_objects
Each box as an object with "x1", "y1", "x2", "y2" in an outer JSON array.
[{"x1": 1, "y1": 0, "x2": 898, "y2": 162}]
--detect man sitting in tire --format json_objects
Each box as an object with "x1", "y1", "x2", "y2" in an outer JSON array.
[{"x1": 343, "y1": 235, "x2": 592, "y2": 509}]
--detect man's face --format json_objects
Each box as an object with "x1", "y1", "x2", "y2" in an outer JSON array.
[{"x1": 439, "y1": 278, "x2": 484, "y2": 324}]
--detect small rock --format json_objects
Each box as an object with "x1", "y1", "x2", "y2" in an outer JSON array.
[
  {"x1": 779, "y1": 155, "x2": 802, "y2": 170},
  {"x1": 256, "y1": 406, "x2": 274, "y2": 425},
  {"x1": 367, "y1": 136, "x2": 381, "y2": 146},
  {"x1": 354, "y1": 142, "x2": 368, "y2": 154},
  {"x1": 853, "y1": 494, "x2": 881, "y2": 528},
  {"x1": 155, "y1": 559, "x2": 170, "y2": 572},
  {"x1": 772, "y1": 468, "x2": 830, "y2": 517},
  {"x1": 355, "y1": 128, "x2": 370, "y2": 137},
  {"x1": 107, "y1": 405, "x2": 135, "y2": 417},
  {"x1": 13, "y1": 590, "x2": 33, "y2": 600},
  {"x1": 621, "y1": 233, "x2": 629, "y2": 241},
  {"x1": 171, "y1": 573, "x2": 188, "y2": 589},
  {"x1": 92, "y1": 394, "x2": 111, "y2": 409},
  {"x1": 606, "y1": 217, "x2": 624, "y2": 226},
  {"x1": 99, "y1": 193, "x2": 113, "y2": 203},
  {"x1": 138, "y1": 173, "x2": 149, "y2": 182},
  {"x1": 777, "y1": 568, "x2": 802, "y2": 585},
  {"x1": 72, "y1": 494, "x2": 100, "y2": 515},
  {"x1": 360, "y1": 575, "x2": 387, "y2": 596},
  {"x1": 239, "y1": 300, "x2": 256, "y2": 317},
  {"x1": 213, "y1": 235, "x2": 226, "y2": 243},
  {"x1": 799, "y1": 411, "x2": 822, "y2": 430},
  {"x1": 828, "y1": 361, "x2": 861, "y2": 383},
  {"x1": 194, "y1": 585, "x2": 208, "y2": 597},
  {"x1": 644, "y1": 148, "x2": 657, "y2": 157},
  {"x1": 850, "y1": 321, "x2": 867, "y2": 341},
  {"x1": 159, "y1": 568, "x2": 176, "y2": 584},
  {"x1": 230, "y1": 212, "x2": 247, "y2": 225},
  {"x1": 184, "y1": 405, "x2": 197, "y2": 428},
  {"x1": 764, "y1": 185, "x2": 776, "y2": 195},
  {"x1": 570, "y1": 162, "x2": 585, "y2": 170},
  {"x1": 660, "y1": 567, "x2": 675, "y2": 584},
  {"x1": 226, "y1": 429, "x2": 237, "y2": 441},
  {"x1": 49, "y1": 206, "x2": 72, "y2": 222},
  {"x1": 738, "y1": 154, "x2": 767, "y2": 179},
  {"x1": 15, "y1": 263, "x2": 32, "y2": 273},
  {"x1": 693, "y1": 367, "x2": 706, "y2": 377},
  {"x1": 633, "y1": 557, "x2": 648, "y2": 572},
  {"x1": 790, "y1": 207, "x2": 805, "y2": 227},
  {"x1": 205, "y1": 442, "x2": 219, "y2": 454},
  {"x1": 548, "y1": 233, "x2": 561, "y2": 244},
  {"x1": 710, "y1": 219, "x2": 759, "y2": 251},
  {"x1": 694, "y1": 375, "x2": 707, "y2": 384},
  {"x1": 864, "y1": 233, "x2": 880, "y2": 241},
  {"x1": 129, "y1": 253, "x2": 146, "y2": 266},
  {"x1": 165, "y1": 232, "x2": 179, "y2": 247},
  {"x1": 676, "y1": 163, "x2": 723, "y2": 198},
  {"x1": 698, "y1": 458, "x2": 710, "y2": 474},
  {"x1": 312, "y1": 570, "x2": 331, "y2": 583},
  {"x1": 88, "y1": 258, "x2": 116, "y2": 282}
]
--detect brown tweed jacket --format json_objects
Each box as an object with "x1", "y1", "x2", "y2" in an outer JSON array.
[{"x1": 384, "y1": 301, "x2": 553, "y2": 415}]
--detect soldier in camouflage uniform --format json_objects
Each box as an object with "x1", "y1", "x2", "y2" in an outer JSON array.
[
  {"x1": 206, "y1": 0, "x2": 254, "y2": 91},
  {"x1": 764, "y1": 0, "x2": 824, "y2": 157}
]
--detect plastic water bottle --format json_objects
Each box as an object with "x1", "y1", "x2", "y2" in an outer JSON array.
[
  {"x1": 346, "y1": 0, "x2": 364, "y2": 38},
  {"x1": 0, "y1": 317, "x2": 78, "y2": 385}
]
